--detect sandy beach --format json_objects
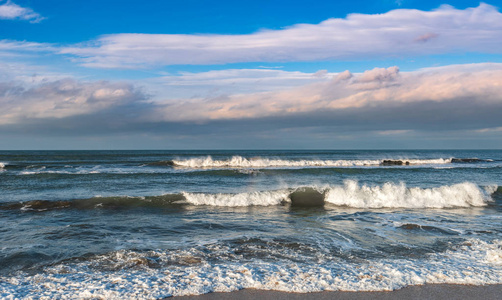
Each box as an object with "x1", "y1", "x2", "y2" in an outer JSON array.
[{"x1": 177, "y1": 284, "x2": 502, "y2": 299}]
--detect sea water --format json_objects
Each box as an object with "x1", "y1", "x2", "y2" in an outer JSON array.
[{"x1": 0, "y1": 150, "x2": 501, "y2": 298}]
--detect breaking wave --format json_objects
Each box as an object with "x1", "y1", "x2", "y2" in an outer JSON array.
[
  {"x1": 184, "y1": 181, "x2": 493, "y2": 208},
  {"x1": 169, "y1": 156, "x2": 382, "y2": 168},
  {"x1": 3, "y1": 181, "x2": 494, "y2": 211},
  {"x1": 159, "y1": 156, "x2": 491, "y2": 169},
  {"x1": 182, "y1": 190, "x2": 290, "y2": 207},
  {"x1": 2, "y1": 239, "x2": 502, "y2": 298},
  {"x1": 324, "y1": 181, "x2": 493, "y2": 208}
]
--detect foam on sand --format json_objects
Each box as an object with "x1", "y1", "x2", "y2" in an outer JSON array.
[{"x1": 1, "y1": 239, "x2": 501, "y2": 298}]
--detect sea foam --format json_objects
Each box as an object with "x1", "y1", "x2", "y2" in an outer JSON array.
[
  {"x1": 170, "y1": 156, "x2": 453, "y2": 169},
  {"x1": 2, "y1": 181, "x2": 492, "y2": 210},
  {"x1": 324, "y1": 180, "x2": 491, "y2": 208},
  {"x1": 1, "y1": 239, "x2": 501, "y2": 298},
  {"x1": 183, "y1": 190, "x2": 290, "y2": 207},
  {"x1": 181, "y1": 181, "x2": 492, "y2": 208}
]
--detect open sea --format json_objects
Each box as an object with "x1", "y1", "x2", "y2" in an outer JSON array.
[{"x1": 0, "y1": 150, "x2": 501, "y2": 298}]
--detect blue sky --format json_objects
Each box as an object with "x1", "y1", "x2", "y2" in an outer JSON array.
[
  {"x1": 1, "y1": 0, "x2": 502, "y2": 149},
  {"x1": 1, "y1": 1, "x2": 488, "y2": 39}
]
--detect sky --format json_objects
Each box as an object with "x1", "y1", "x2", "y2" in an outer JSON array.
[{"x1": 1, "y1": 0, "x2": 502, "y2": 149}]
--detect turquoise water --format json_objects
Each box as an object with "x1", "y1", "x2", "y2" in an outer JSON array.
[{"x1": 0, "y1": 150, "x2": 501, "y2": 298}]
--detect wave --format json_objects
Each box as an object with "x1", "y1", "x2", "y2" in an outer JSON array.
[
  {"x1": 451, "y1": 158, "x2": 489, "y2": 163},
  {"x1": 185, "y1": 181, "x2": 493, "y2": 208},
  {"x1": 324, "y1": 181, "x2": 492, "y2": 208},
  {"x1": 18, "y1": 170, "x2": 102, "y2": 175},
  {"x1": 3, "y1": 239, "x2": 502, "y2": 298},
  {"x1": 2, "y1": 194, "x2": 185, "y2": 211},
  {"x1": 158, "y1": 156, "x2": 491, "y2": 169},
  {"x1": 2, "y1": 181, "x2": 495, "y2": 211},
  {"x1": 16, "y1": 167, "x2": 156, "y2": 175},
  {"x1": 2, "y1": 157, "x2": 493, "y2": 174},
  {"x1": 182, "y1": 190, "x2": 290, "y2": 207}
]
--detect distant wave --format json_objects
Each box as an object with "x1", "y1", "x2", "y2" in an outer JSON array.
[
  {"x1": 18, "y1": 169, "x2": 102, "y2": 175},
  {"x1": 3, "y1": 181, "x2": 497, "y2": 211},
  {"x1": 152, "y1": 156, "x2": 491, "y2": 169},
  {"x1": 17, "y1": 167, "x2": 141, "y2": 175}
]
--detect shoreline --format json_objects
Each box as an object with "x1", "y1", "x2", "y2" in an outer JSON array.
[{"x1": 175, "y1": 284, "x2": 502, "y2": 299}]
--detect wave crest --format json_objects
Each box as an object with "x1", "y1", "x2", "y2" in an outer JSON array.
[
  {"x1": 325, "y1": 180, "x2": 491, "y2": 208},
  {"x1": 169, "y1": 156, "x2": 454, "y2": 169},
  {"x1": 183, "y1": 181, "x2": 492, "y2": 208},
  {"x1": 182, "y1": 190, "x2": 290, "y2": 207},
  {"x1": 2, "y1": 182, "x2": 494, "y2": 210}
]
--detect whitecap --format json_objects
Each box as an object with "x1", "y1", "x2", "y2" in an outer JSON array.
[
  {"x1": 170, "y1": 156, "x2": 453, "y2": 169},
  {"x1": 325, "y1": 180, "x2": 491, "y2": 208}
]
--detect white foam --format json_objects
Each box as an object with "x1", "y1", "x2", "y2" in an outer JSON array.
[
  {"x1": 183, "y1": 190, "x2": 290, "y2": 207},
  {"x1": 17, "y1": 168, "x2": 137, "y2": 175},
  {"x1": 0, "y1": 162, "x2": 6, "y2": 169},
  {"x1": 180, "y1": 181, "x2": 493, "y2": 208},
  {"x1": 325, "y1": 180, "x2": 491, "y2": 208},
  {"x1": 1, "y1": 239, "x2": 501, "y2": 298},
  {"x1": 171, "y1": 156, "x2": 453, "y2": 169},
  {"x1": 484, "y1": 185, "x2": 499, "y2": 195},
  {"x1": 405, "y1": 158, "x2": 452, "y2": 165}
]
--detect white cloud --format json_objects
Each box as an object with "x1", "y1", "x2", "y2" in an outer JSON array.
[
  {"x1": 0, "y1": 40, "x2": 54, "y2": 60},
  {"x1": 0, "y1": 61, "x2": 71, "y2": 83},
  {"x1": 58, "y1": 3, "x2": 502, "y2": 68},
  {"x1": 377, "y1": 130, "x2": 413, "y2": 135},
  {"x1": 0, "y1": 1, "x2": 44, "y2": 23},
  {"x1": 0, "y1": 79, "x2": 143, "y2": 125},
  {"x1": 149, "y1": 63, "x2": 502, "y2": 122},
  {"x1": 474, "y1": 127, "x2": 502, "y2": 133},
  {"x1": 1, "y1": 63, "x2": 502, "y2": 137},
  {"x1": 146, "y1": 69, "x2": 334, "y2": 98}
]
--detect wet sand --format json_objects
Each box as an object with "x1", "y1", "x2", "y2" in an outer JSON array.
[{"x1": 176, "y1": 284, "x2": 502, "y2": 299}]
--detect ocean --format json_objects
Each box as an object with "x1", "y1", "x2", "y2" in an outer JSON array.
[{"x1": 0, "y1": 150, "x2": 501, "y2": 298}]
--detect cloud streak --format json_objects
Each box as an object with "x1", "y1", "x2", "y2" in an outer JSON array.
[
  {"x1": 0, "y1": 0, "x2": 44, "y2": 23},
  {"x1": 58, "y1": 3, "x2": 502, "y2": 68},
  {"x1": 147, "y1": 69, "x2": 332, "y2": 98}
]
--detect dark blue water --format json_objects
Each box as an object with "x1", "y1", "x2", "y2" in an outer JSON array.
[{"x1": 0, "y1": 150, "x2": 501, "y2": 298}]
